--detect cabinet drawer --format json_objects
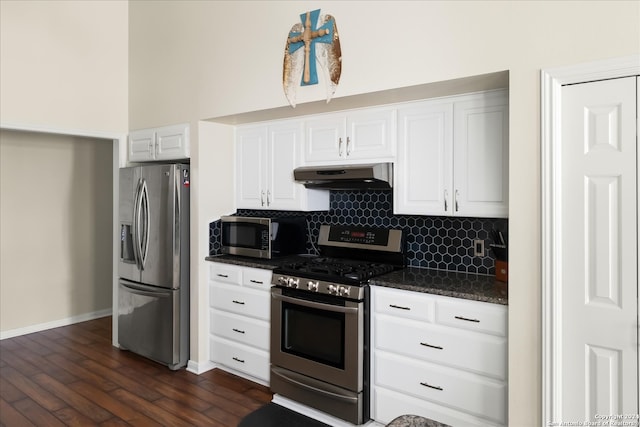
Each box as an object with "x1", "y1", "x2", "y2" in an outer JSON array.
[
  {"x1": 373, "y1": 386, "x2": 503, "y2": 427},
  {"x1": 209, "y1": 285, "x2": 270, "y2": 320},
  {"x1": 373, "y1": 286, "x2": 434, "y2": 322},
  {"x1": 210, "y1": 263, "x2": 242, "y2": 285},
  {"x1": 210, "y1": 336, "x2": 269, "y2": 382},
  {"x1": 375, "y1": 351, "x2": 506, "y2": 424},
  {"x1": 242, "y1": 268, "x2": 273, "y2": 290},
  {"x1": 374, "y1": 315, "x2": 506, "y2": 380},
  {"x1": 210, "y1": 310, "x2": 270, "y2": 351},
  {"x1": 373, "y1": 287, "x2": 434, "y2": 322},
  {"x1": 435, "y1": 298, "x2": 507, "y2": 336}
]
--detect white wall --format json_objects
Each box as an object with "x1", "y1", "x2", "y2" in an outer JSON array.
[
  {"x1": 189, "y1": 121, "x2": 235, "y2": 366},
  {"x1": 129, "y1": 2, "x2": 640, "y2": 425},
  {"x1": 0, "y1": 130, "x2": 113, "y2": 334},
  {"x1": 0, "y1": 1, "x2": 128, "y2": 336},
  {"x1": 0, "y1": 0, "x2": 128, "y2": 134}
]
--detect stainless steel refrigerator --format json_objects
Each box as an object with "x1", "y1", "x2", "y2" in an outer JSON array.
[{"x1": 118, "y1": 163, "x2": 189, "y2": 370}]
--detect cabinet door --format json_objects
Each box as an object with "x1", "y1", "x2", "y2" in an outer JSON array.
[
  {"x1": 304, "y1": 114, "x2": 346, "y2": 162},
  {"x1": 236, "y1": 126, "x2": 267, "y2": 209},
  {"x1": 129, "y1": 129, "x2": 155, "y2": 162},
  {"x1": 453, "y1": 91, "x2": 509, "y2": 218},
  {"x1": 155, "y1": 123, "x2": 189, "y2": 160},
  {"x1": 303, "y1": 109, "x2": 394, "y2": 163},
  {"x1": 394, "y1": 100, "x2": 453, "y2": 215},
  {"x1": 267, "y1": 122, "x2": 303, "y2": 210},
  {"x1": 345, "y1": 107, "x2": 395, "y2": 161}
]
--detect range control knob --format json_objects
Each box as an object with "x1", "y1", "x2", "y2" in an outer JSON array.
[
  {"x1": 307, "y1": 281, "x2": 319, "y2": 292},
  {"x1": 287, "y1": 277, "x2": 299, "y2": 288},
  {"x1": 328, "y1": 284, "x2": 338, "y2": 295},
  {"x1": 277, "y1": 276, "x2": 287, "y2": 285},
  {"x1": 338, "y1": 286, "x2": 351, "y2": 297}
]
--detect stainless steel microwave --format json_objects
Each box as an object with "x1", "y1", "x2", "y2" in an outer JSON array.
[{"x1": 220, "y1": 216, "x2": 308, "y2": 259}]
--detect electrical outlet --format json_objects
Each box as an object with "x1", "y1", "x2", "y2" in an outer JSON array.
[{"x1": 473, "y1": 239, "x2": 485, "y2": 257}]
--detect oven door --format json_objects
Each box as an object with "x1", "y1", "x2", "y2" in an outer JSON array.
[{"x1": 270, "y1": 287, "x2": 364, "y2": 392}]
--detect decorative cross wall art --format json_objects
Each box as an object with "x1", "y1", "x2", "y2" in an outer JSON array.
[{"x1": 283, "y1": 9, "x2": 342, "y2": 108}]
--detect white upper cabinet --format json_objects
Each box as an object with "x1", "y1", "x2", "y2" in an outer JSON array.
[
  {"x1": 236, "y1": 121, "x2": 329, "y2": 211},
  {"x1": 453, "y1": 92, "x2": 509, "y2": 218},
  {"x1": 395, "y1": 100, "x2": 453, "y2": 216},
  {"x1": 128, "y1": 123, "x2": 190, "y2": 162},
  {"x1": 304, "y1": 107, "x2": 395, "y2": 164},
  {"x1": 394, "y1": 90, "x2": 508, "y2": 218}
]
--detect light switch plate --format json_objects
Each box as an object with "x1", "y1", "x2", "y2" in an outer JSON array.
[{"x1": 473, "y1": 239, "x2": 485, "y2": 257}]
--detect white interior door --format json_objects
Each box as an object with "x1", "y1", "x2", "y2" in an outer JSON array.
[{"x1": 560, "y1": 76, "x2": 638, "y2": 420}]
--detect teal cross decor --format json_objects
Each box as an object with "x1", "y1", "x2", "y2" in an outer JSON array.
[{"x1": 287, "y1": 9, "x2": 334, "y2": 86}]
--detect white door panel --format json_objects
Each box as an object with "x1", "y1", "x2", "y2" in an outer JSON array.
[{"x1": 560, "y1": 76, "x2": 638, "y2": 420}]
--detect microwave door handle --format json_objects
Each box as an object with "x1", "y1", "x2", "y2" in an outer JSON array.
[{"x1": 271, "y1": 292, "x2": 358, "y2": 314}]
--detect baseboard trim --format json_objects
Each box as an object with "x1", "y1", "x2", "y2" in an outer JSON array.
[
  {"x1": 0, "y1": 309, "x2": 112, "y2": 340},
  {"x1": 186, "y1": 359, "x2": 217, "y2": 375}
]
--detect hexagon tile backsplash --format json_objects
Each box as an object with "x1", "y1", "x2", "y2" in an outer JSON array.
[{"x1": 209, "y1": 190, "x2": 508, "y2": 275}]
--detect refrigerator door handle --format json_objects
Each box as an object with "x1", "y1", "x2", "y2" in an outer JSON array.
[
  {"x1": 120, "y1": 280, "x2": 172, "y2": 298},
  {"x1": 132, "y1": 178, "x2": 143, "y2": 271},
  {"x1": 140, "y1": 178, "x2": 150, "y2": 270},
  {"x1": 174, "y1": 170, "x2": 181, "y2": 270}
]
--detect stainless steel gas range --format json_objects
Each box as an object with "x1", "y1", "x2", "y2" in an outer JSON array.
[{"x1": 270, "y1": 224, "x2": 405, "y2": 425}]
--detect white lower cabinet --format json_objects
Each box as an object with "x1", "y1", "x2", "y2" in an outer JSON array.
[
  {"x1": 371, "y1": 286, "x2": 508, "y2": 426},
  {"x1": 209, "y1": 263, "x2": 271, "y2": 385}
]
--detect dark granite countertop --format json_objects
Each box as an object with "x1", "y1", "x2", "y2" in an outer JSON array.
[
  {"x1": 205, "y1": 254, "x2": 313, "y2": 270},
  {"x1": 205, "y1": 255, "x2": 508, "y2": 305},
  {"x1": 370, "y1": 267, "x2": 508, "y2": 305}
]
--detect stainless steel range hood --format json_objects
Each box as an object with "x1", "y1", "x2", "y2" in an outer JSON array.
[{"x1": 294, "y1": 163, "x2": 393, "y2": 190}]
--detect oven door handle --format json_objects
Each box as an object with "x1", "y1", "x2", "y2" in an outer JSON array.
[
  {"x1": 271, "y1": 292, "x2": 359, "y2": 314},
  {"x1": 271, "y1": 367, "x2": 358, "y2": 404}
]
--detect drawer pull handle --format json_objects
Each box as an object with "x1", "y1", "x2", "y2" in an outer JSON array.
[
  {"x1": 420, "y1": 342, "x2": 443, "y2": 350},
  {"x1": 232, "y1": 300, "x2": 245, "y2": 305},
  {"x1": 232, "y1": 328, "x2": 245, "y2": 334},
  {"x1": 455, "y1": 315, "x2": 480, "y2": 323},
  {"x1": 232, "y1": 357, "x2": 245, "y2": 363},
  {"x1": 420, "y1": 382, "x2": 443, "y2": 391},
  {"x1": 389, "y1": 304, "x2": 410, "y2": 311},
  {"x1": 249, "y1": 280, "x2": 263, "y2": 284},
  {"x1": 217, "y1": 274, "x2": 229, "y2": 278}
]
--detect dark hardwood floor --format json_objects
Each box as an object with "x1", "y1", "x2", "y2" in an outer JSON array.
[{"x1": 0, "y1": 316, "x2": 272, "y2": 426}]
